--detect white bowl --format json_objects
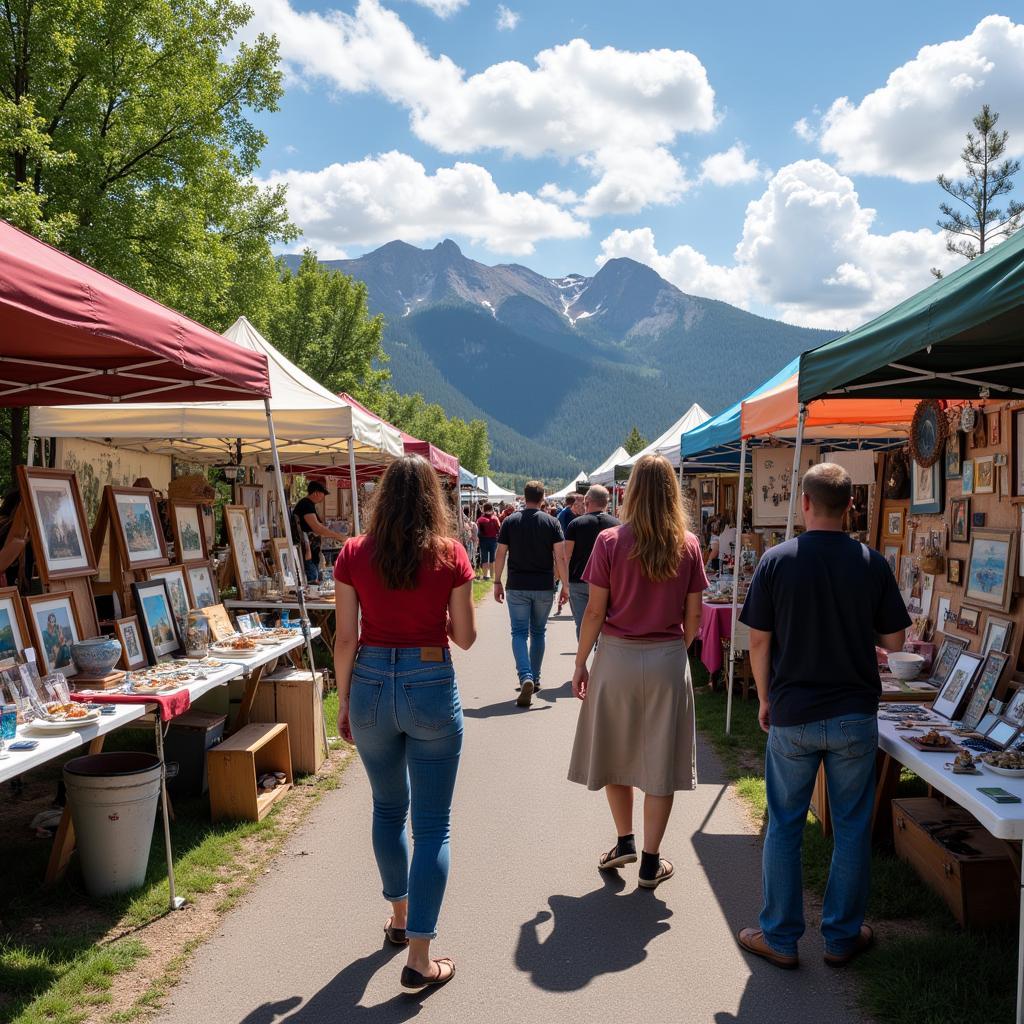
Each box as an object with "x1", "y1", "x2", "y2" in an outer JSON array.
[{"x1": 887, "y1": 652, "x2": 925, "y2": 680}]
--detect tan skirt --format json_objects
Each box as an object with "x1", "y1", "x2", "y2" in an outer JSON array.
[{"x1": 567, "y1": 635, "x2": 696, "y2": 796}]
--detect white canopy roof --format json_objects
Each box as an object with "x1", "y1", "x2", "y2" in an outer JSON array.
[
  {"x1": 477, "y1": 476, "x2": 517, "y2": 502},
  {"x1": 30, "y1": 316, "x2": 405, "y2": 467},
  {"x1": 549, "y1": 474, "x2": 589, "y2": 501},
  {"x1": 625, "y1": 404, "x2": 711, "y2": 469},
  {"x1": 587, "y1": 446, "x2": 630, "y2": 486}
]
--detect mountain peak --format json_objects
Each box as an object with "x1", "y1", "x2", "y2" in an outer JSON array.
[{"x1": 433, "y1": 238, "x2": 463, "y2": 259}]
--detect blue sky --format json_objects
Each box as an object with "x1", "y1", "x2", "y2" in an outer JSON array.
[{"x1": 244, "y1": 2, "x2": 1024, "y2": 328}]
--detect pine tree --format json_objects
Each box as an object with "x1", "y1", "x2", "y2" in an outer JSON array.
[
  {"x1": 623, "y1": 426, "x2": 648, "y2": 456},
  {"x1": 934, "y1": 104, "x2": 1022, "y2": 276}
]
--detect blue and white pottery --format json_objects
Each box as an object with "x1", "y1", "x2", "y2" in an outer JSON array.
[{"x1": 72, "y1": 637, "x2": 124, "y2": 676}]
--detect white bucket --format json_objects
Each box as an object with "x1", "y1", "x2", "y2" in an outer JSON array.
[{"x1": 63, "y1": 751, "x2": 162, "y2": 897}]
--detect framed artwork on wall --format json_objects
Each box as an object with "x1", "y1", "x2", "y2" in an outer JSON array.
[
  {"x1": 1012, "y1": 409, "x2": 1024, "y2": 498},
  {"x1": 949, "y1": 497, "x2": 970, "y2": 544},
  {"x1": 974, "y1": 454, "x2": 995, "y2": 495},
  {"x1": 981, "y1": 615, "x2": 1013, "y2": 657},
  {"x1": 910, "y1": 459, "x2": 942, "y2": 514},
  {"x1": 964, "y1": 527, "x2": 1017, "y2": 612},
  {"x1": 945, "y1": 432, "x2": 962, "y2": 480},
  {"x1": 883, "y1": 544, "x2": 900, "y2": 575},
  {"x1": 17, "y1": 467, "x2": 97, "y2": 583},
  {"x1": 988, "y1": 411, "x2": 1002, "y2": 446},
  {"x1": 947, "y1": 558, "x2": 963, "y2": 586},
  {"x1": 885, "y1": 510, "x2": 903, "y2": 537},
  {"x1": 957, "y1": 606, "x2": 980, "y2": 634},
  {"x1": 962, "y1": 459, "x2": 975, "y2": 495},
  {"x1": 145, "y1": 564, "x2": 191, "y2": 629}
]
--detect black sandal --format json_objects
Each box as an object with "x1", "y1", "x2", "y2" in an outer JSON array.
[
  {"x1": 638, "y1": 858, "x2": 674, "y2": 889},
  {"x1": 599, "y1": 844, "x2": 638, "y2": 871},
  {"x1": 384, "y1": 917, "x2": 409, "y2": 947},
  {"x1": 400, "y1": 958, "x2": 455, "y2": 991}
]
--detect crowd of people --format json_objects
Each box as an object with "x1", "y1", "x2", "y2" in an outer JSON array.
[{"x1": 329, "y1": 454, "x2": 907, "y2": 991}]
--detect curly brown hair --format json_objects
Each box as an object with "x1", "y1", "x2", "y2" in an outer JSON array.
[{"x1": 368, "y1": 455, "x2": 456, "y2": 589}]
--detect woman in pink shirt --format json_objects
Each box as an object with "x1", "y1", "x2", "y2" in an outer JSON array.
[{"x1": 568, "y1": 454, "x2": 708, "y2": 889}]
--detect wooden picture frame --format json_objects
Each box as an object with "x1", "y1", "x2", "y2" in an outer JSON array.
[
  {"x1": 185, "y1": 561, "x2": 219, "y2": 609},
  {"x1": 699, "y1": 479, "x2": 716, "y2": 506},
  {"x1": 962, "y1": 459, "x2": 974, "y2": 495},
  {"x1": 169, "y1": 500, "x2": 209, "y2": 564},
  {"x1": 910, "y1": 459, "x2": 942, "y2": 515},
  {"x1": 0, "y1": 586, "x2": 29, "y2": 663},
  {"x1": 961, "y1": 651, "x2": 1010, "y2": 731},
  {"x1": 974, "y1": 454, "x2": 995, "y2": 495},
  {"x1": 131, "y1": 579, "x2": 184, "y2": 662},
  {"x1": 882, "y1": 543, "x2": 900, "y2": 575},
  {"x1": 947, "y1": 558, "x2": 963, "y2": 585},
  {"x1": 981, "y1": 615, "x2": 1013, "y2": 657},
  {"x1": 933, "y1": 647, "x2": 984, "y2": 720},
  {"x1": 17, "y1": 466, "x2": 97, "y2": 583},
  {"x1": 114, "y1": 615, "x2": 148, "y2": 670},
  {"x1": 271, "y1": 537, "x2": 299, "y2": 589},
  {"x1": 224, "y1": 505, "x2": 260, "y2": 586},
  {"x1": 24, "y1": 591, "x2": 83, "y2": 678},
  {"x1": 927, "y1": 635, "x2": 968, "y2": 689},
  {"x1": 945, "y1": 432, "x2": 962, "y2": 480},
  {"x1": 1003, "y1": 683, "x2": 1024, "y2": 730},
  {"x1": 949, "y1": 496, "x2": 970, "y2": 544},
  {"x1": 1012, "y1": 409, "x2": 1024, "y2": 500},
  {"x1": 885, "y1": 509, "x2": 903, "y2": 538},
  {"x1": 957, "y1": 606, "x2": 980, "y2": 634},
  {"x1": 203, "y1": 603, "x2": 236, "y2": 641},
  {"x1": 108, "y1": 487, "x2": 168, "y2": 570},
  {"x1": 987, "y1": 410, "x2": 1002, "y2": 447},
  {"x1": 145, "y1": 564, "x2": 191, "y2": 628},
  {"x1": 964, "y1": 527, "x2": 1018, "y2": 612}
]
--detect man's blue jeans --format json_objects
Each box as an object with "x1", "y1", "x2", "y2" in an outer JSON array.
[
  {"x1": 761, "y1": 713, "x2": 877, "y2": 957},
  {"x1": 303, "y1": 559, "x2": 320, "y2": 584},
  {"x1": 568, "y1": 581, "x2": 590, "y2": 640},
  {"x1": 507, "y1": 589, "x2": 554, "y2": 683},
  {"x1": 348, "y1": 646, "x2": 463, "y2": 940}
]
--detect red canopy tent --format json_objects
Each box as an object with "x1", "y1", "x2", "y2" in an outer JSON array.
[{"x1": 0, "y1": 220, "x2": 270, "y2": 404}]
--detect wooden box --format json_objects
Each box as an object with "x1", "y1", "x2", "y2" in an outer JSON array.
[
  {"x1": 892, "y1": 797, "x2": 1018, "y2": 928},
  {"x1": 207, "y1": 722, "x2": 293, "y2": 822},
  {"x1": 259, "y1": 668, "x2": 328, "y2": 776}
]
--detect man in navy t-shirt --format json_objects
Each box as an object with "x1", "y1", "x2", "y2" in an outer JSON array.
[{"x1": 736, "y1": 463, "x2": 909, "y2": 972}]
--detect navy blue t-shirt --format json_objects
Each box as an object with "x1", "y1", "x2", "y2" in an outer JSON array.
[{"x1": 739, "y1": 531, "x2": 911, "y2": 727}]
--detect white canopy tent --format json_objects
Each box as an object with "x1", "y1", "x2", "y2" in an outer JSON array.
[
  {"x1": 625, "y1": 403, "x2": 711, "y2": 469},
  {"x1": 587, "y1": 446, "x2": 630, "y2": 486},
  {"x1": 476, "y1": 476, "x2": 517, "y2": 502},
  {"x1": 549, "y1": 474, "x2": 589, "y2": 501}
]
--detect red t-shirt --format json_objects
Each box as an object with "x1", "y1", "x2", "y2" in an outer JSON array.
[
  {"x1": 333, "y1": 535, "x2": 474, "y2": 647},
  {"x1": 477, "y1": 514, "x2": 501, "y2": 539},
  {"x1": 583, "y1": 524, "x2": 708, "y2": 641}
]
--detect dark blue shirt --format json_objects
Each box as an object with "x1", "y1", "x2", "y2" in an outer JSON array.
[
  {"x1": 739, "y1": 531, "x2": 911, "y2": 727},
  {"x1": 556, "y1": 506, "x2": 576, "y2": 534}
]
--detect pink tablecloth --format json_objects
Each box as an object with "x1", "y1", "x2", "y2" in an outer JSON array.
[{"x1": 698, "y1": 602, "x2": 735, "y2": 675}]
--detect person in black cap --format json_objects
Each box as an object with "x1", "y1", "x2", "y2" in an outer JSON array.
[{"x1": 293, "y1": 480, "x2": 349, "y2": 584}]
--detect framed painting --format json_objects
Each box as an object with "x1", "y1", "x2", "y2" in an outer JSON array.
[
  {"x1": 1012, "y1": 409, "x2": 1024, "y2": 498},
  {"x1": 964, "y1": 527, "x2": 1017, "y2": 612},
  {"x1": 949, "y1": 497, "x2": 970, "y2": 544},
  {"x1": 131, "y1": 579, "x2": 183, "y2": 662},
  {"x1": 987, "y1": 410, "x2": 1002, "y2": 446},
  {"x1": 271, "y1": 538, "x2": 298, "y2": 589},
  {"x1": 110, "y1": 487, "x2": 168, "y2": 569},
  {"x1": 17, "y1": 466, "x2": 96, "y2": 583},
  {"x1": 699, "y1": 479, "x2": 716, "y2": 505},
  {"x1": 752, "y1": 447, "x2": 819, "y2": 527},
  {"x1": 0, "y1": 587, "x2": 30, "y2": 662},
  {"x1": 885, "y1": 510, "x2": 903, "y2": 538},
  {"x1": 224, "y1": 505, "x2": 260, "y2": 585},
  {"x1": 185, "y1": 562, "x2": 218, "y2": 609},
  {"x1": 1004, "y1": 685, "x2": 1024, "y2": 729},
  {"x1": 957, "y1": 606, "x2": 980, "y2": 633},
  {"x1": 947, "y1": 557, "x2": 963, "y2": 585},
  {"x1": 145, "y1": 564, "x2": 191, "y2": 628},
  {"x1": 910, "y1": 459, "x2": 942, "y2": 514},
  {"x1": 974, "y1": 454, "x2": 995, "y2": 495},
  {"x1": 962, "y1": 459, "x2": 974, "y2": 495},
  {"x1": 981, "y1": 615, "x2": 1013, "y2": 657},
  {"x1": 927, "y1": 635, "x2": 967, "y2": 689},
  {"x1": 944, "y1": 432, "x2": 962, "y2": 480},
  {"x1": 114, "y1": 615, "x2": 147, "y2": 670},
  {"x1": 882, "y1": 543, "x2": 900, "y2": 576},
  {"x1": 170, "y1": 501, "x2": 209, "y2": 564},
  {"x1": 24, "y1": 592, "x2": 83, "y2": 678},
  {"x1": 932, "y1": 647, "x2": 984, "y2": 720},
  {"x1": 961, "y1": 651, "x2": 1009, "y2": 731}
]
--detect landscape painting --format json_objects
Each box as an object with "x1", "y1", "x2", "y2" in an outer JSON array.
[
  {"x1": 19, "y1": 468, "x2": 95, "y2": 581},
  {"x1": 965, "y1": 528, "x2": 1017, "y2": 612},
  {"x1": 114, "y1": 490, "x2": 166, "y2": 566}
]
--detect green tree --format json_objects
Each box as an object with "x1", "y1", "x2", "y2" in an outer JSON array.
[
  {"x1": 623, "y1": 425, "x2": 648, "y2": 456},
  {"x1": 0, "y1": 0, "x2": 294, "y2": 484},
  {"x1": 935, "y1": 104, "x2": 1023, "y2": 270}
]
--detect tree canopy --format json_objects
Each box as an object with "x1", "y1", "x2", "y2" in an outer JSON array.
[{"x1": 622, "y1": 426, "x2": 649, "y2": 456}]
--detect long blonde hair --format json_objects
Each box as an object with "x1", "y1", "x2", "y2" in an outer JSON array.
[{"x1": 621, "y1": 454, "x2": 690, "y2": 582}]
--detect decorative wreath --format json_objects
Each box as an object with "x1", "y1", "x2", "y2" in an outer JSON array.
[{"x1": 909, "y1": 399, "x2": 948, "y2": 469}]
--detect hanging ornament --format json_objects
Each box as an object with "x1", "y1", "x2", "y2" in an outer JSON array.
[{"x1": 909, "y1": 399, "x2": 947, "y2": 468}]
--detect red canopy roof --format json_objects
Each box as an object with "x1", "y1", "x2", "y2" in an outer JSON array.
[{"x1": 0, "y1": 220, "x2": 270, "y2": 405}]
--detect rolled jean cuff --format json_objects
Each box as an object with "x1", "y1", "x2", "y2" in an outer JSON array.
[
  {"x1": 764, "y1": 935, "x2": 798, "y2": 958},
  {"x1": 382, "y1": 888, "x2": 409, "y2": 903},
  {"x1": 405, "y1": 928, "x2": 438, "y2": 940}
]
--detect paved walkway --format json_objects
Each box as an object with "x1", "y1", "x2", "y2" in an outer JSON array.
[{"x1": 157, "y1": 599, "x2": 862, "y2": 1024}]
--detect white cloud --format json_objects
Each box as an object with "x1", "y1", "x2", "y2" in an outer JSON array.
[
  {"x1": 792, "y1": 117, "x2": 816, "y2": 143},
  {"x1": 576, "y1": 146, "x2": 691, "y2": 216},
  {"x1": 538, "y1": 183, "x2": 579, "y2": 205},
  {"x1": 699, "y1": 143, "x2": 763, "y2": 186},
  {"x1": 817, "y1": 14, "x2": 1024, "y2": 181},
  {"x1": 245, "y1": 0, "x2": 716, "y2": 212},
  {"x1": 262, "y1": 151, "x2": 589, "y2": 255},
  {"x1": 283, "y1": 143, "x2": 298, "y2": 154},
  {"x1": 598, "y1": 160, "x2": 961, "y2": 328},
  {"x1": 400, "y1": 0, "x2": 467, "y2": 17},
  {"x1": 496, "y1": 4, "x2": 519, "y2": 30}
]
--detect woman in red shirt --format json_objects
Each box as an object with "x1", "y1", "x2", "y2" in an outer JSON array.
[
  {"x1": 334, "y1": 455, "x2": 477, "y2": 991},
  {"x1": 476, "y1": 503, "x2": 501, "y2": 580},
  {"x1": 568, "y1": 454, "x2": 707, "y2": 889}
]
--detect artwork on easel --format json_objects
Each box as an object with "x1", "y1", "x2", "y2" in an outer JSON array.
[
  {"x1": 25, "y1": 592, "x2": 83, "y2": 678},
  {"x1": 224, "y1": 505, "x2": 260, "y2": 586},
  {"x1": 105, "y1": 487, "x2": 168, "y2": 570},
  {"x1": 752, "y1": 447, "x2": 820, "y2": 527},
  {"x1": 170, "y1": 500, "x2": 209, "y2": 564},
  {"x1": 238, "y1": 484, "x2": 269, "y2": 544},
  {"x1": 17, "y1": 467, "x2": 97, "y2": 583}
]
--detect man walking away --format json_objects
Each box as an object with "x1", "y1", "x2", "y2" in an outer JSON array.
[
  {"x1": 564, "y1": 485, "x2": 620, "y2": 639},
  {"x1": 736, "y1": 463, "x2": 909, "y2": 971},
  {"x1": 494, "y1": 481, "x2": 568, "y2": 707},
  {"x1": 476, "y1": 504, "x2": 501, "y2": 580},
  {"x1": 557, "y1": 493, "x2": 584, "y2": 535}
]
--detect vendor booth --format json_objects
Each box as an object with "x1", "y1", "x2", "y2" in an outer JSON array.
[
  {"x1": 625, "y1": 403, "x2": 711, "y2": 469},
  {"x1": 476, "y1": 476, "x2": 517, "y2": 503}
]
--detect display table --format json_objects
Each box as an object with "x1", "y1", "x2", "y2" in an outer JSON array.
[
  {"x1": 224, "y1": 598, "x2": 336, "y2": 650},
  {"x1": 698, "y1": 601, "x2": 734, "y2": 676}
]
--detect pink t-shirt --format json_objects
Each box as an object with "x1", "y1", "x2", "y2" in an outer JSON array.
[{"x1": 583, "y1": 524, "x2": 708, "y2": 641}]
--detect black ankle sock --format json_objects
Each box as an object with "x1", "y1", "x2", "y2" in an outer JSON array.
[
  {"x1": 639, "y1": 851, "x2": 661, "y2": 880},
  {"x1": 616, "y1": 833, "x2": 636, "y2": 857}
]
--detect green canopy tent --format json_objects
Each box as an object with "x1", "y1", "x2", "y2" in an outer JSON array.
[{"x1": 799, "y1": 227, "x2": 1024, "y2": 404}]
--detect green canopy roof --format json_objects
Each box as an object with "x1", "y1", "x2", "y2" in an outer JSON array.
[{"x1": 799, "y1": 228, "x2": 1024, "y2": 404}]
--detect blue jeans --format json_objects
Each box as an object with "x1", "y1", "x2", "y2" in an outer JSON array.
[
  {"x1": 507, "y1": 589, "x2": 554, "y2": 683},
  {"x1": 567, "y1": 581, "x2": 590, "y2": 639},
  {"x1": 479, "y1": 537, "x2": 497, "y2": 563},
  {"x1": 349, "y1": 646, "x2": 464, "y2": 940},
  {"x1": 761, "y1": 713, "x2": 878, "y2": 957},
  {"x1": 303, "y1": 559, "x2": 320, "y2": 584}
]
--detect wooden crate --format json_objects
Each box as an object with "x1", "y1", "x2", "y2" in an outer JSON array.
[
  {"x1": 892, "y1": 797, "x2": 1018, "y2": 928},
  {"x1": 262, "y1": 669, "x2": 328, "y2": 775},
  {"x1": 207, "y1": 722, "x2": 293, "y2": 822}
]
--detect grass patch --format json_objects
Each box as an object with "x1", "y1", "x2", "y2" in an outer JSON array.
[
  {"x1": 692, "y1": 669, "x2": 1017, "y2": 1024},
  {"x1": 472, "y1": 577, "x2": 493, "y2": 603}
]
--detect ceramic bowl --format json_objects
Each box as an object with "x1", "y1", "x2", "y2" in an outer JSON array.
[
  {"x1": 887, "y1": 651, "x2": 925, "y2": 680},
  {"x1": 72, "y1": 637, "x2": 124, "y2": 676}
]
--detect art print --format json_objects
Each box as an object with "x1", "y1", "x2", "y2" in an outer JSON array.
[
  {"x1": 910, "y1": 459, "x2": 942, "y2": 514},
  {"x1": 114, "y1": 615, "x2": 147, "y2": 670},
  {"x1": 25, "y1": 593, "x2": 82, "y2": 678},
  {"x1": 957, "y1": 606, "x2": 979, "y2": 633},
  {"x1": 0, "y1": 588, "x2": 29, "y2": 662},
  {"x1": 927, "y1": 635, "x2": 967, "y2": 689},
  {"x1": 949, "y1": 497, "x2": 969, "y2": 544},
  {"x1": 1005, "y1": 686, "x2": 1024, "y2": 728},
  {"x1": 947, "y1": 557, "x2": 963, "y2": 585},
  {"x1": 186, "y1": 563, "x2": 218, "y2": 609},
  {"x1": 1014, "y1": 410, "x2": 1024, "y2": 497},
  {"x1": 883, "y1": 544, "x2": 900, "y2": 576},
  {"x1": 962, "y1": 459, "x2": 974, "y2": 495},
  {"x1": 700, "y1": 479, "x2": 716, "y2": 505},
  {"x1": 752, "y1": 447, "x2": 819, "y2": 527},
  {"x1": 112, "y1": 488, "x2": 166, "y2": 567},
  {"x1": 170, "y1": 501, "x2": 208, "y2": 564},
  {"x1": 981, "y1": 615, "x2": 1012, "y2": 657},
  {"x1": 131, "y1": 580, "x2": 183, "y2": 661},
  {"x1": 945, "y1": 432, "x2": 962, "y2": 480},
  {"x1": 974, "y1": 454, "x2": 995, "y2": 495},
  {"x1": 965, "y1": 528, "x2": 1017, "y2": 612},
  {"x1": 146, "y1": 565, "x2": 190, "y2": 627},
  {"x1": 886, "y1": 510, "x2": 903, "y2": 537},
  {"x1": 272, "y1": 538, "x2": 298, "y2": 589},
  {"x1": 933, "y1": 648, "x2": 984, "y2": 720},
  {"x1": 18, "y1": 467, "x2": 95, "y2": 582},
  {"x1": 224, "y1": 506, "x2": 259, "y2": 585},
  {"x1": 961, "y1": 652, "x2": 1009, "y2": 731}
]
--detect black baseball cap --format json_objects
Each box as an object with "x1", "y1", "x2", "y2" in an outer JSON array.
[{"x1": 307, "y1": 480, "x2": 329, "y2": 495}]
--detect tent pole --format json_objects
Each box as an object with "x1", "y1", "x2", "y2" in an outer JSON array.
[
  {"x1": 726, "y1": 436, "x2": 747, "y2": 737},
  {"x1": 785, "y1": 404, "x2": 808, "y2": 541},
  {"x1": 263, "y1": 400, "x2": 321, "y2": 702},
  {"x1": 26, "y1": 435, "x2": 35, "y2": 467},
  {"x1": 347, "y1": 438, "x2": 361, "y2": 535}
]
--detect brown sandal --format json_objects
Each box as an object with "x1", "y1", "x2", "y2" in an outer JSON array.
[
  {"x1": 384, "y1": 917, "x2": 408, "y2": 947},
  {"x1": 637, "y1": 858, "x2": 674, "y2": 889},
  {"x1": 400, "y1": 957, "x2": 455, "y2": 991},
  {"x1": 599, "y1": 845, "x2": 638, "y2": 871}
]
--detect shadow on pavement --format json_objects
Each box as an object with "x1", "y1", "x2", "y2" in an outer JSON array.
[
  {"x1": 462, "y1": 699, "x2": 551, "y2": 719},
  {"x1": 238, "y1": 944, "x2": 443, "y2": 1024},
  {"x1": 514, "y1": 871, "x2": 672, "y2": 991}
]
